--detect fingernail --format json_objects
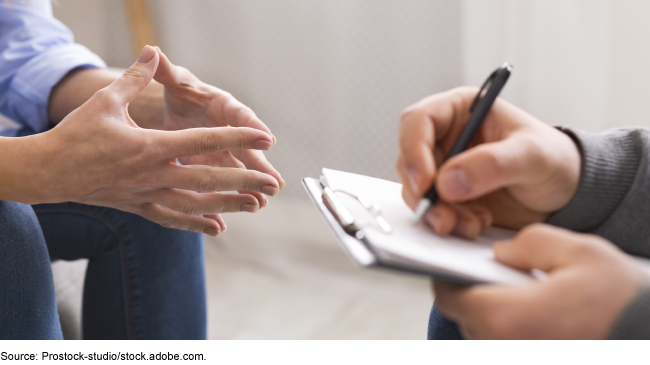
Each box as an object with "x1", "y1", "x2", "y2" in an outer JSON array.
[
  {"x1": 137, "y1": 45, "x2": 156, "y2": 63},
  {"x1": 261, "y1": 185, "x2": 278, "y2": 196},
  {"x1": 203, "y1": 227, "x2": 220, "y2": 236},
  {"x1": 254, "y1": 139, "x2": 273, "y2": 150},
  {"x1": 407, "y1": 169, "x2": 420, "y2": 195},
  {"x1": 281, "y1": 178, "x2": 286, "y2": 189},
  {"x1": 439, "y1": 168, "x2": 471, "y2": 198},
  {"x1": 240, "y1": 203, "x2": 258, "y2": 213},
  {"x1": 426, "y1": 211, "x2": 443, "y2": 233},
  {"x1": 272, "y1": 134, "x2": 277, "y2": 145}
]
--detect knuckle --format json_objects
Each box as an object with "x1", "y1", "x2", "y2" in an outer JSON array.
[
  {"x1": 197, "y1": 173, "x2": 222, "y2": 192},
  {"x1": 197, "y1": 131, "x2": 220, "y2": 155},
  {"x1": 181, "y1": 203, "x2": 199, "y2": 216},
  {"x1": 158, "y1": 220, "x2": 175, "y2": 229}
]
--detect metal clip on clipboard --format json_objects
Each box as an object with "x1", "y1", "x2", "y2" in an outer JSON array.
[{"x1": 321, "y1": 186, "x2": 392, "y2": 239}]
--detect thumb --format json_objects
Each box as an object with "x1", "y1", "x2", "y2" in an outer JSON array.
[
  {"x1": 436, "y1": 135, "x2": 538, "y2": 202},
  {"x1": 152, "y1": 46, "x2": 178, "y2": 85},
  {"x1": 106, "y1": 45, "x2": 160, "y2": 105},
  {"x1": 494, "y1": 223, "x2": 583, "y2": 272}
]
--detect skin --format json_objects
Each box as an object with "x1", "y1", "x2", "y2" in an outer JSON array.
[
  {"x1": 48, "y1": 46, "x2": 285, "y2": 228},
  {"x1": 396, "y1": 87, "x2": 645, "y2": 339},
  {"x1": 396, "y1": 86, "x2": 581, "y2": 238},
  {"x1": 0, "y1": 45, "x2": 282, "y2": 236},
  {"x1": 434, "y1": 224, "x2": 644, "y2": 340}
]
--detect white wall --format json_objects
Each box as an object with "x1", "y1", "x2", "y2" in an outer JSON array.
[{"x1": 461, "y1": 0, "x2": 650, "y2": 132}]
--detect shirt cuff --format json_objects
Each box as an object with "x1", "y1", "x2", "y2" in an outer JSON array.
[
  {"x1": 10, "y1": 43, "x2": 106, "y2": 133},
  {"x1": 547, "y1": 127, "x2": 641, "y2": 232}
]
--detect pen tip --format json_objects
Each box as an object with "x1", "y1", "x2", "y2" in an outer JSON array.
[{"x1": 412, "y1": 199, "x2": 432, "y2": 225}]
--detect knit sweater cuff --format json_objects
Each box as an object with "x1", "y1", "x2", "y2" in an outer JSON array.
[
  {"x1": 609, "y1": 283, "x2": 650, "y2": 339},
  {"x1": 547, "y1": 127, "x2": 641, "y2": 232}
]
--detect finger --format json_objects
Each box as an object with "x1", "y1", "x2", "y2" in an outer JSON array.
[
  {"x1": 493, "y1": 223, "x2": 591, "y2": 272},
  {"x1": 210, "y1": 93, "x2": 276, "y2": 144},
  {"x1": 204, "y1": 214, "x2": 227, "y2": 232},
  {"x1": 162, "y1": 164, "x2": 280, "y2": 196},
  {"x1": 465, "y1": 204, "x2": 493, "y2": 230},
  {"x1": 424, "y1": 202, "x2": 457, "y2": 236},
  {"x1": 449, "y1": 204, "x2": 483, "y2": 239},
  {"x1": 398, "y1": 87, "x2": 478, "y2": 196},
  {"x1": 238, "y1": 190, "x2": 268, "y2": 208},
  {"x1": 434, "y1": 279, "x2": 516, "y2": 336},
  {"x1": 147, "y1": 188, "x2": 261, "y2": 215},
  {"x1": 231, "y1": 149, "x2": 285, "y2": 189},
  {"x1": 436, "y1": 135, "x2": 542, "y2": 202},
  {"x1": 151, "y1": 46, "x2": 178, "y2": 86},
  {"x1": 138, "y1": 202, "x2": 222, "y2": 236},
  {"x1": 105, "y1": 45, "x2": 160, "y2": 106},
  {"x1": 151, "y1": 126, "x2": 274, "y2": 159}
]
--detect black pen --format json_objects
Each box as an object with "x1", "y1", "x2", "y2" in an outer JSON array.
[{"x1": 413, "y1": 62, "x2": 513, "y2": 224}]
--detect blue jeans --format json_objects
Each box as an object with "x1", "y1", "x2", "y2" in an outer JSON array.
[
  {"x1": 427, "y1": 304, "x2": 464, "y2": 340},
  {"x1": 0, "y1": 200, "x2": 206, "y2": 339}
]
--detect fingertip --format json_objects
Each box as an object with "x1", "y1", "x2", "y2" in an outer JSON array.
[
  {"x1": 137, "y1": 45, "x2": 156, "y2": 63},
  {"x1": 203, "y1": 227, "x2": 220, "y2": 237},
  {"x1": 493, "y1": 240, "x2": 515, "y2": 264}
]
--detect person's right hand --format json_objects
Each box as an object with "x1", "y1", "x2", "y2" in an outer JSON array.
[
  {"x1": 25, "y1": 46, "x2": 280, "y2": 236},
  {"x1": 396, "y1": 87, "x2": 582, "y2": 238}
]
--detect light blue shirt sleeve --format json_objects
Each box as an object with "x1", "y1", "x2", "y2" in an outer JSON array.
[{"x1": 0, "y1": 0, "x2": 107, "y2": 137}]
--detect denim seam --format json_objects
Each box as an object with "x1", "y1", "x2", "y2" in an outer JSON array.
[{"x1": 33, "y1": 204, "x2": 140, "y2": 339}]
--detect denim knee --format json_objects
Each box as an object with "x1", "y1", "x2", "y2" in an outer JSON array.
[{"x1": 0, "y1": 201, "x2": 62, "y2": 339}]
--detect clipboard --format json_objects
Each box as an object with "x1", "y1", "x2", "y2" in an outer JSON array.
[{"x1": 302, "y1": 169, "x2": 536, "y2": 285}]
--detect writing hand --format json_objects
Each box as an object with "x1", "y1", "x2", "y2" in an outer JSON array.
[{"x1": 396, "y1": 87, "x2": 581, "y2": 238}]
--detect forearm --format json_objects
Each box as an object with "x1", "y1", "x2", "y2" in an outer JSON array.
[{"x1": 48, "y1": 68, "x2": 166, "y2": 129}]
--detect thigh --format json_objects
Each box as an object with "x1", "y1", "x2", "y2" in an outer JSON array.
[
  {"x1": 33, "y1": 202, "x2": 207, "y2": 339},
  {"x1": 0, "y1": 201, "x2": 62, "y2": 340},
  {"x1": 428, "y1": 303, "x2": 464, "y2": 340}
]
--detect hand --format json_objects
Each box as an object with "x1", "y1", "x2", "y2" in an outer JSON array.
[
  {"x1": 25, "y1": 46, "x2": 280, "y2": 236},
  {"x1": 396, "y1": 87, "x2": 581, "y2": 238},
  {"x1": 150, "y1": 47, "x2": 285, "y2": 208},
  {"x1": 434, "y1": 224, "x2": 645, "y2": 339}
]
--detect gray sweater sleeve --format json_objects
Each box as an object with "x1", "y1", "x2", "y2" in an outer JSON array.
[{"x1": 546, "y1": 126, "x2": 650, "y2": 339}]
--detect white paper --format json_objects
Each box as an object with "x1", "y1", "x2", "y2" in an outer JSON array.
[{"x1": 322, "y1": 168, "x2": 534, "y2": 285}]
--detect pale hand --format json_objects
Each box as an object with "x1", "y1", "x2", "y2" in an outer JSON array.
[
  {"x1": 151, "y1": 48, "x2": 284, "y2": 209},
  {"x1": 26, "y1": 46, "x2": 280, "y2": 236}
]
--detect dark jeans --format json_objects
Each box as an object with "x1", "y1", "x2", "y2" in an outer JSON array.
[
  {"x1": 427, "y1": 304, "x2": 464, "y2": 340},
  {"x1": 0, "y1": 200, "x2": 206, "y2": 340}
]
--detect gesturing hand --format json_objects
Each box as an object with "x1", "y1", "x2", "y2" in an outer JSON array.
[
  {"x1": 396, "y1": 87, "x2": 582, "y2": 238},
  {"x1": 150, "y1": 47, "x2": 284, "y2": 208},
  {"x1": 30, "y1": 46, "x2": 280, "y2": 236},
  {"x1": 434, "y1": 224, "x2": 645, "y2": 339}
]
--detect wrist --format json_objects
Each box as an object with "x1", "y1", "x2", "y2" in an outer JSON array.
[{"x1": 0, "y1": 133, "x2": 60, "y2": 204}]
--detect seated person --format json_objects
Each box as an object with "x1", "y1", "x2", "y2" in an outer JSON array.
[
  {"x1": 0, "y1": 0, "x2": 283, "y2": 339},
  {"x1": 397, "y1": 87, "x2": 650, "y2": 339}
]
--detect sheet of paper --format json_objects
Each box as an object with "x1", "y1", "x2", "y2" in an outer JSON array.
[{"x1": 322, "y1": 168, "x2": 534, "y2": 284}]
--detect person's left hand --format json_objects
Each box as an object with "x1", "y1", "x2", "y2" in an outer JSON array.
[
  {"x1": 143, "y1": 47, "x2": 285, "y2": 211},
  {"x1": 434, "y1": 224, "x2": 646, "y2": 339}
]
